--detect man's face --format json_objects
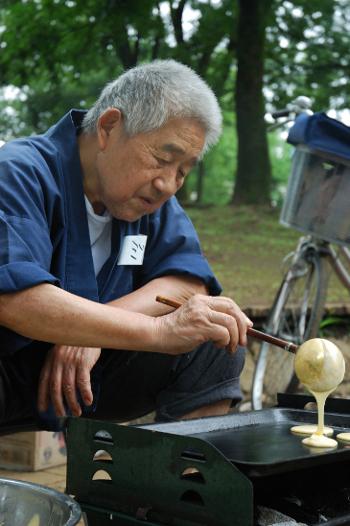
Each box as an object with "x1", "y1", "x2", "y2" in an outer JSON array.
[{"x1": 94, "y1": 112, "x2": 205, "y2": 221}]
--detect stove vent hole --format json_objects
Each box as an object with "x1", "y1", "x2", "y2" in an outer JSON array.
[
  {"x1": 92, "y1": 470, "x2": 112, "y2": 482},
  {"x1": 93, "y1": 430, "x2": 114, "y2": 446},
  {"x1": 93, "y1": 450, "x2": 113, "y2": 463},
  {"x1": 181, "y1": 467, "x2": 205, "y2": 484},
  {"x1": 181, "y1": 448, "x2": 206, "y2": 463},
  {"x1": 180, "y1": 490, "x2": 204, "y2": 506}
]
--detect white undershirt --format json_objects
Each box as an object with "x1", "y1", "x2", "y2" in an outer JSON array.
[{"x1": 84, "y1": 196, "x2": 112, "y2": 276}]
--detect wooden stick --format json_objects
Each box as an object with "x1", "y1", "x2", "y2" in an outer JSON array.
[{"x1": 156, "y1": 295, "x2": 298, "y2": 354}]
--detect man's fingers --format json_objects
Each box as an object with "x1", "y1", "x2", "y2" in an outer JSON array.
[
  {"x1": 49, "y1": 365, "x2": 66, "y2": 417},
  {"x1": 37, "y1": 361, "x2": 51, "y2": 412},
  {"x1": 225, "y1": 316, "x2": 239, "y2": 353},
  {"x1": 156, "y1": 294, "x2": 253, "y2": 356},
  {"x1": 76, "y1": 368, "x2": 93, "y2": 407},
  {"x1": 207, "y1": 296, "x2": 252, "y2": 347},
  {"x1": 209, "y1": 296, "x2": 252, "y2": 323},
  {"x1": 37, "y1": 346, "x2": 101, "y2": 418},
  {"x1": 208, "y1": 310, "x2": 239, "y2": 352},
  {"x1": 62, "y1": 367, "x2": 82, "y2": 417},
  {"x1": 75, "y1": 347, "x2": 101, "y2": 406}
]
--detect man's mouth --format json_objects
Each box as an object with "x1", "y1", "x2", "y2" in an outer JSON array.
[
  {"x1": 140, "y1": 196, "x2": 152, "y2": 204},
  {"x1": 138, "y1": 196, "x2": 157, "y2": 209}
]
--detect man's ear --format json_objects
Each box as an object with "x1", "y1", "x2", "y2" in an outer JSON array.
[{"x1": 97, "y1": 108, "x2": 123, "y2": 150}]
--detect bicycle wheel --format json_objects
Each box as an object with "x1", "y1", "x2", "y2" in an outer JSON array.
[{"x1": 251, "y1": 249, "x2": 330, "y2": 409}]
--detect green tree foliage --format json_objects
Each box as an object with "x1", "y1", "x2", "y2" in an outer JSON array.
[
  {"x1": 0, "y1": 0, "x2": 162, "y2": 133},
  {"x1": 1, "y1": 1, "x2": 350, "y2": 205},
  {"x1": 0, "y1": 0, "x2": 234, "y2": 135},
  {"x1": 0, "y1": 0, "x2": 236, "y2": 205},
  {"x1": 265, "y1": 0, "x2": 350, "y2": 111}
]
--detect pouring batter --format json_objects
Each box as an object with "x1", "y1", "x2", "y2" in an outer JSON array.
[
  {"x1": 291, "y1": 338, "x2": 345, "y2": 448},
  {"x1": 290, "y1": 424, "x2": 333, "y2": 437}
]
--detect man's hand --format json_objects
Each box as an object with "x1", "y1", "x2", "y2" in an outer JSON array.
[
  {"x1": 155, "y1": 294, "x2": 253, "y2": 355},
  {"x1": 37, "y1": 345, "x2": 101, "y2": 417}
]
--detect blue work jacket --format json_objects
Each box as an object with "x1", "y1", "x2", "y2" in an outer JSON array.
[{"x1": 0, "y1": 110, "x2": 221, "y2": 356}]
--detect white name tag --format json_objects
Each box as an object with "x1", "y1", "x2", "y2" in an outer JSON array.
[{"x1": 117, "y1": 235, "x2": 147, "y2": 265}]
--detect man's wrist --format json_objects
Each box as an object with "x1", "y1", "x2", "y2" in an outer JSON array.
[{"x1": 141, "y1": 316, "x2": 166, "y2": 354}]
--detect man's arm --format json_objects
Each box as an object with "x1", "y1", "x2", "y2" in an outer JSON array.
[
  {"x1": 1, "y1": 281, "x2": 252, "y2": 418},
  {"x1": 0, "y1": 283, "x2": 158, "y2": 351},
  {"x1": 35, "y1": 276, "x2": 209, "y2": 417},
  {"x1": 0, "y1": 281, "x2": 250, "y2": 353},
  {"x1": 109, "y1": 275, "x2": 208, "y2": 316}
]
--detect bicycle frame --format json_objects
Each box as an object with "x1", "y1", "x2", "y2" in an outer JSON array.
[
  {"x1": 281, "y1": 236, "x2": 350, "y2": 328},
  {"x1": 271, "y1": 237, "x2": 322, "y2": 343},
  {"x1": 327, "y1": 244, "x2": 350, "y2": 290},
  {"x1": 251, "y1": 98, "x2": 350, "y2": 410}
]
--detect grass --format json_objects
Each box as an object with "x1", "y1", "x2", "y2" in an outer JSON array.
[{"x1": 185, "y1": 205, "x2": 349, "y2": 312}]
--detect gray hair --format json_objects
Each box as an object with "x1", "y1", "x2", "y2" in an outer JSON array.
[{"x1": 81, "y1": 59, "x2": 222, "y2": 153}]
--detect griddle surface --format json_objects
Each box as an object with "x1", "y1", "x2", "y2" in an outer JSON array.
[
  {"x1": 140, "y1": 408, "x2": 350, "y2": 476},
  {"x1": 192, "y1": 423, "x2": 347, "y2": 475}
]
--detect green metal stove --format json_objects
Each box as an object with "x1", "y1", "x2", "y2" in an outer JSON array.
[{"x1": 65, "y1": 394, "x2": 350, "y2": 525}]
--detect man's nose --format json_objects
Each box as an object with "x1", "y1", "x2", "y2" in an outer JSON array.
[{"x1": 153, "y1": 168, "x2": 180, "y2": 196}]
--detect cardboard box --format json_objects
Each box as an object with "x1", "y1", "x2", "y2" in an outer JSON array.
[{"x1": 0, "y1": 431, "x2": 67, "y2": 471}]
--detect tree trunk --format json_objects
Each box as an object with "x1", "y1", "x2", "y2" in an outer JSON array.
[{"x1": 232, "y1": 0, "x2": 272, "y2": 205}]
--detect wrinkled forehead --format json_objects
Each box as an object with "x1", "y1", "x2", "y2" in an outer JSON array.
[{"x1": 150, "y1": 117, "x2": 206, "y2": 156}]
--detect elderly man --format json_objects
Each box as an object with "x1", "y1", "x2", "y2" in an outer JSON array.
[{"x1": 0, "y1": 60, "x2": 252, "y2": 429}]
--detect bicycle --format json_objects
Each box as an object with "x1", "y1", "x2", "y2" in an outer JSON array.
[{"x1": 251, "y1": 99, "x2": 350, "y2": 410}]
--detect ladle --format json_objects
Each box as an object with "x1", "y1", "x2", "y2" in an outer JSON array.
[
  {"x1": 156, "y1": 298, "x2": 345, "y2": 389},
  {"x1": 156, "y1": 296, "x2": 347, "y2": 447}
]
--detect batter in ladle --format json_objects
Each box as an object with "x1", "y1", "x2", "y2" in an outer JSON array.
[{"x1": 292, "y1": 338, "x2": 345, "y2": 448}]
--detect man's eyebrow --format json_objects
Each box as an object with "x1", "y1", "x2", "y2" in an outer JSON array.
[
  {"x1": 161, "y1": 143, "x2": 186, "y2": 155},
  {"x1": 160, "y1": 143, "x2": 199, "y2": 167}
]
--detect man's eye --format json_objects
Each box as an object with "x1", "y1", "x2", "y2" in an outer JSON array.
[{"x1": 155, "y1": 156, "x2": 170, "y2": 165}]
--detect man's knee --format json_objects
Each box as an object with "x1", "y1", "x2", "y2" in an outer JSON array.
[
  {"x1": 179, "y1": 398, "x2": 232, "y2": 420},
  {"x1": 155, "y1": 344, "x2": 246, "y2": 421}
]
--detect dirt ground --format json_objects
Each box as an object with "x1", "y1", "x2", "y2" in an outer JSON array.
[{"x1": 187, "y1": 205, "x2": 350, "y2": 314}]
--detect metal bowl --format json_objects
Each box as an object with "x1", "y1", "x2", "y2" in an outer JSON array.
[{"x1": 0, "y1": 477, "x2": 81, "y2": 525}]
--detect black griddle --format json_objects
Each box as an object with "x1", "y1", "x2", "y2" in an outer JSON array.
[
  {"x1": 65, "y1": 396, "x2": 350, "y2": 525},
  {"x1": 142, "y1": 402, "x2": 350, "y2": 477}
]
